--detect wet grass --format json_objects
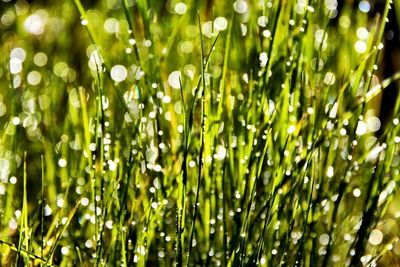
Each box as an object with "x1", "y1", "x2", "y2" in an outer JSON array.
[{"x1": 0, "y1": 0, "x2": 400, "y2": 266}]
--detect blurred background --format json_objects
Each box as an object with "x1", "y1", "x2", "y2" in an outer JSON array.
[{"x1": 1, "y1": 0, "x2": 399, "y2": 125}]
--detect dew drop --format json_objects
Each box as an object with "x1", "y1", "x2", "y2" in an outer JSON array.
[
  {"x1": 359, "y1": 0, "x2": 370, "y2": 13},
  {"x1": 214, "y1": 145, "x2": 227, "y2": 161},
  {"x1": 369, "y1": 229, "x2": 383, "y2": 245},
  {"x1": 259, "y1": 52, "x2": 268, "y2": 68},
  {"x1": 175, "y1": 2, "x2": 187, "y2": 15},
  {"x1": 9, "y1": 58, "x2": 22, "y2": 74},
  {"x1": 9, "y1": 219, "x2": 18, "y2": 230},
  {"x1": 24, "y1": 14, "x2": 45, "y2": 35},
  {"x1": 61, "y1": 246, "x2": 69, "y2": 255},
  {"x1": 356, "y1": 27, "x2": 369, "y2": 40},
  {"x1": 234, "y1": 0, "x2": 248, "y2": 14},
  {"x1": 34, "y1": 52, "x2": 47, "y2": 67},
  {"x1": 168, "y1": 71, "x2": 181, "y2": 89},
  {"x1": 110, "y1": 65, "x2": 128, "y2": 82},
  {"x1": 85, "y1": 239, "x2": 93, "y2": 248},
  {"x1": 319, "y1": 234, "x2": 330, "y2": 246},
  {"x1": 356, "y1": 121, "x2": 367, "y2": 136},
  {"x1": 10, "y1": 176, "x2": 17, "y2": 184},
  {"x1": 11, "y1": 47, "x2": 26, "y2": 62},
  {"x1": 366, "y1": 116, "x2": 380, "y2": 132},
  {"x1": 353, "y1": 188, "x2": 361, "y2": 197},
  {"x1": 287, "y1": 125, "x2": 296, "y2": 134},
  {"x1": 355, "y1": 40, "x2": 367, "y2": 54},
  {"x1": 257, "y1": 16, "x2": 268, "y2": 27},
  {"x1": 27, "y1": 71, "x2": 41, "y2": 85},
  {"x1": 263, "y1": 30, "x2": 271, "y2": 38},
  {"x1": 104, "y1": 18, "x2": 119, "y2": 34},
  {"x1": 324, "y1": 72, "x2": 336, "y2": 85},
  {"x1": 58, "y1": 158, "x2": 67, "y2": 168},
  {"x1": 44, "y1": 204, "x2": 52, "y2": 216},
  {"x1": 214, "y1": 17, "x2": 228, "y2": 31},
  {"x1": 81, "y1": 197, "x2": 89, "y2": 206},
  {"x1": 326, "y1": 166, "x2": 334, "y2": 178}
]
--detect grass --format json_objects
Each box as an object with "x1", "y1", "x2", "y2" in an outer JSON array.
[{"x1": 0, "y1": 0, "x2": 400, "y2": 266}]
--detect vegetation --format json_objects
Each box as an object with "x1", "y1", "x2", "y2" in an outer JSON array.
[{"x1": 0, "y1": 0, "x2": 400, "y2": 266}]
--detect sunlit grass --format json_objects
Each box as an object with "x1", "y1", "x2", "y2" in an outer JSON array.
[{"x1": 0, "y1": 0, "x2": 400, "y2": 266}]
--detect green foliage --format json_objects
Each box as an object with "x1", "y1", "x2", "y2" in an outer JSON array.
[{"x1": 0, "y1": 0, "x2": 399, "y2": 266}]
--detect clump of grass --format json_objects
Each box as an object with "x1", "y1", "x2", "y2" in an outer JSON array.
[{"x1": 0, "y1": 0, "x2": 400, "y2": 266}]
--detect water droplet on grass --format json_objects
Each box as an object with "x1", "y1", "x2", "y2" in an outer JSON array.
[
  {"x1": 366, "y1": 144, "x2": 384, "y2": 162},
  {"x1": 259, "y1": 52, "x2": 268, "y2": 68},
  {"x1": 168, "y1": 71, "x2": 181, "y2": 89},
  {"x1": 214, "y1": 145, "x2": 227, "y2": 161},
  {"x1": 353, "y1": 188, "x2": 361, "y2": 197},
  {"x1": 240, "y1": 23, "x2": 247, "y2": 36},
  {"x1": 1, "y1": 10, "x2": 16, "y2": 27},
  {"x1": 89, "y1": 143, "x2": 96, "y2": 152},
  {"x1": 24, "y1": 14, "x2": 45, "y2": 35},
  {"x1": 180, "y1": 41, "x2": 193, "y2": 54},
  {"x1": 324, "y1": 72, "x2": 336, "y2": 85},
  {"x1": 287, "y1": 125, "x2": 296, "y2": 134},
  {"x1": 85, "y1": 239, "x2": 93, "y2": 248},
  {"x1": 263, "y1": 29, "x2": 271, "y2": 38},
  {"x1": 355, "y1": 40, "x2": 367, "y2": 54},
  {"x1": 11, "y1": 47, "x2": 26, "y2": 62},
  {"x1": 327, "y1": 166, "x2": 334, "y2": 178},
  {"x1": 319, "y1": 234, "x2": 330, "y2": 245},
  {"x1": 34, "y1": 52, "x2": 47, "y2": 66},
  {"x1": 234, "y1": 0, "x2": 248, "y2": 14},
  {"x1": 111, "y1": 65, "x2": 128, "y2": 82},
  {"x1": 359, "y1": 0, "x2": 370, "y2": 13},
  {"x1": 104, "y1": 18, "x2": 119, "y2": 34},
  {"x1": 59, "y1": 246, "x2": 69, "y2": 256},
  {"x1": 9, "y1": 218, "x2": 18, "y2": 229},
  {"x1": 162, "y1": 95, "x2": 171, "y2": 104},
  {"x1": 0, "y1": 184, "x2": 5, "y2": 195},
  {"x1": 175, "y1": 2, "x2": 187, "y2": 15},
  {"x1": 54, "y1": 62, "x2": 68, "y2": 77},
  {"x1": 311, "y1": 58, "x2": 324, "y2": 71},
  {"x1": 325, "y1": 0, "x2": 338, "y2": 11},
  {"x1": 27, "y1": 71, "x2": 41, "y2": 85},
  {"x1": 9, "y1": 175, "x2": 17, "y2": 184},
  {"x1": 315, "y1": 29, "x2": 326, "y2": 44},
  {"x1": 189, "y1": 160, "x2": 196, "y2": 168},
  {"x1": 366, "y1": 116, "x2": 381, "y2": 132},
  {"x1": 369, "y1": 229, "x2": 383, "y2": 245},
  {"x1": 88, "y1": 50, "x2": 103, "y2": 71},
  {"x1": 318, "y1": 247, "x2": 327, "y2": 255},
  {"x1": 44, "y1": 204, "x2": 52, "y2": 216},
  {"x1": 144, "y1": 40, "x2": 152, "y2": 47},
  {"x1": 57, "y1": 198, "x2": 64, "y2": 208},
  {"x1": 356, "y1": 121, "x2": 367, "y2": 135},
  {"x1": 356, "y1": 27, "x2": 369, "y2": 40},
  {"x1": 153, "y1": 164, "x2": 162, "y2": 172},
  {"x1": 257, "y1": 16, "x2": 268, "y2": 27},
  {"x1": 214, "y1": 17, "x2": 228, "y2": 31},
  {"x1": 58, "y1": 158, "x2": 67, "y2": 168},
  {"x1": 81, "y1": 197, "x2": 89, "y2": 206},
  {"x1": 9, "y1": 58, "x2": 22, "y2": 74}
]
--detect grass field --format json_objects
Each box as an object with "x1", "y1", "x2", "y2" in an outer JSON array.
[{"x1": 1, "y1": 0, "x2": 400, "y2": 266}]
